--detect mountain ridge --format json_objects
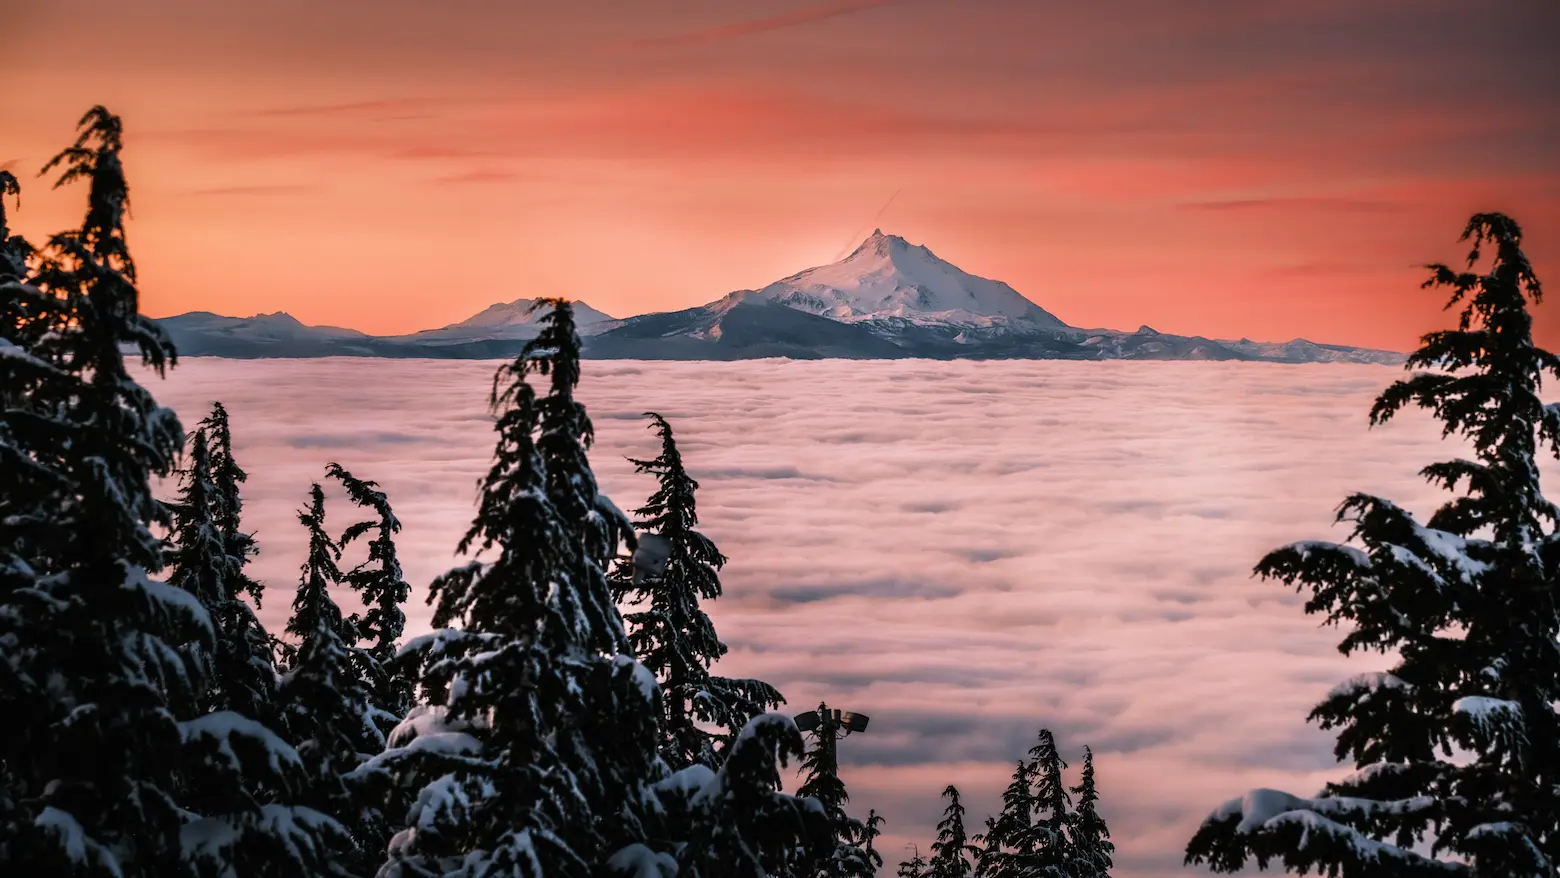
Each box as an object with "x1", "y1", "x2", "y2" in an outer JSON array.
[{"x1": 151, "y1": 231, "x2": 1405, "y2": 364}]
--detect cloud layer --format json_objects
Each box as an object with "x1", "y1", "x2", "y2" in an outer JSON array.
[{"x1": 141, "y1": 357, "x2": 1531, "y2": 877}]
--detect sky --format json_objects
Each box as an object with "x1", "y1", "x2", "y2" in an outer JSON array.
[
  {"x1": 145, "y1": 356, "x2": 1495, "y2": 877},
  {"x1": 7, "y1": 0, "x2": 1560, "y2": 351}
]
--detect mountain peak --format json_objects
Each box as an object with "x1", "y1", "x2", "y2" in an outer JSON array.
[
  {"x1": 445, "y1": 297, "x2": 617, "y2": 332},
  {"x1": 756, "y1": 231, "x2": 1068, "y2": 329}
]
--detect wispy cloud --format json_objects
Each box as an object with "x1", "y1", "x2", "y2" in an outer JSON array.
[
  {"x1": 141, "y1": 357, "x2": 1490, "y2": 877},
  {"x1": 616, "y1": 0, "x2": 902, "y2": 50},
  {"x1": 1177, "y1": 196, "x2": 1407, "y2": 213},
  {"x1": 434, "y1": 169, "x2": 522, "y2": 185},
  {"x1": 251, "y1": 98, "x2": 451, "y2": 119},
  {"x1": 176, "y1": 184, "x2": 315, "y2": 198}
]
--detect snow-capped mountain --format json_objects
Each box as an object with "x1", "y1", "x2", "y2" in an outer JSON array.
[
  {"x1": 162, "y1": 311, "x2": 368, "y2": 341},
  {"x1": 151, "y1": 231, "x2": 1403, "y2": 363},
  {"x1": 412, "y1": 297, "x2": 619, "y2": 342},
  {"x1": 739, "y1": 229, "x2": 1066, "y2": 329}
]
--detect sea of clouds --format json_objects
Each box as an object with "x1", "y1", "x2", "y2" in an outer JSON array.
[{"x1": 139, "y1": 356, "x2": 1523, "y2": 877}]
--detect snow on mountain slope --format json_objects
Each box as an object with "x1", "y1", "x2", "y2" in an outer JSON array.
[
  {"x1": 1218, "y1": 336, "x2": 1404, "y2": 365},
  {"x1": 747, "y1": 230, "x2": 1068, "y2": 329},
  {"x1": 442, "y1": 298, "x2": 617, "y2": 333},
  {"x1": 161, "y1": 311, "x2": 368, "y2": 340}
]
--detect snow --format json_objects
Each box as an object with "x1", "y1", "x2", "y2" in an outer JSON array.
[
  {"x1": 1411, "y1": 522, "x2": 1490, "y2": 582},
  {"x1": 123, "y1": 564, "x2": 213, "y2": 638},
  {"x1": 180, "y1": 711, "x2": 304, "y2": 777},
  {"x1": 413, "y1": 297, "x2": 619, "y2": 341},
  {"x1": 181, "y1": 805, "x2": 346, "y2": 874},
  {"x1": 35, "y1": 806, "x2": 123, "y2": 877},
  {"x1": 1453, "y1": 695, "x2": 1522, "y2": 738},
  {"x1": 1326, "y1": 672, "x2": 1410, "y2": 701},
  {"x1": 744, "y1": 230, "x2": 1067, "y2": 329},
  {"x1": 615, "y1": 653, "x2": 662, "y2": 706},
  {"x1": 605, "y1": 843, "x2": 678, "y2": 878},
  {"x1": 1289, "y1": 540, "x2": 1370, "y2": 568}
]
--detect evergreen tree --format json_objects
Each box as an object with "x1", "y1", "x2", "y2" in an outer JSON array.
[
  {"x1": 1065, "y1": 749, "x2": 1112, "y2": 878},
  {"x1": 326, "y1": 462, "x2": 413, "y2": 726},
  {"x1": 0, "y1": 170, "x2": 27, "y2": 281},
  {"x1": 1021, "y1": 729, "x2": 1070, "y2": 877},
  {"x1": 657, "y1": 713, "x2": 829, "y2": 878},
  {"x1": 930, "y1": 785, "x2": 976, "y2": 878},
  {"x1": 278, "y1": 483, "x2": 383, "y2": 875},
  {"x1": 376, "y1": 299, "x2": 667, "y2": 877},
  {"x1": 1185, "y1": 213, "x2": 1560, "y2": 876},
  {"x1": 167, "y1": 410, "x2": 277, "y2": 724},
  {"x1": 0, "y1": 106, "x2": 345, "y2": 877},
  {"x1": 194, "y1": 402, "x2": 278, "y2": 724},
  {"x1": 610, "y1": 412, "x2": 785, "y2": 770},
  {"x1": 797, "y1": 703, "x2": 877, "y2": 878},
  {"x1": 975, "y1": 761, "x2": 1034, "y2": 878},
  {"x1": 973, "y1": 816, "x2": 1001, "y2": 878},
  {"x1": 377, "y1": 299, "x2": 824, "y2": 877},
  {"x1": 899, "y1": 843, "x2": 931, "y2": 878},
  {"x1": 854, "y1": 809, "x2": 886, "y2": 878}
]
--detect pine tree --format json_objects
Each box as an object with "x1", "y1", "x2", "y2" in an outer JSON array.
[
  {"x1": 972, "y1": 815, "x2": 999, "y2": 878},
  {"x1": 657, "y1": 712, "x2": 829, "y2": 878},
  {"x1": 855, "y1": 809, "x2": 886, "y2": 878},
  {"x1": 167, "y1": 411, "x2": 277, "y2": 724},
  {"x1": 1185, "y1": 213, "x2": 1560, "y2": 876},
  {"x1": 326, "y1": 462, "x2": 413, "y2": 726},
  {"x1": 899, "y1": 843, "x2": 932, "y2": 878},
  {"x1": 1066, "y1": 749, "x2": 1112, "y2": 878},
  {"x1": 0, "y1": 106, "x2": 345, "y2": 877},
  {"x1": 611, "y1": 412, "x2": 785, "y2": 770},
  {"x1": 278, "y1": 483, "x2": 383, "y2": 874},
  {"x1": 376, "y1": 299, "x2": 667, "y2": 877},
  {"x1": 796, "y1": 703, "x2": 878, "y2": 878},
  {"x1": 193, "y1": 402, "x2": 278, "y2": 724},
  {"x1": 0, "y1": 170, "x2": 27, "y2": 281},
  {"x1": 930, "y1": 785, "x2": 976, "y2": 878},
  {"x1": 974, "y1": 761, "x2": 1033, "y2": 878},
  {"x1": 1022, "y1": 729, "x2": 1070, "y2": 877}
]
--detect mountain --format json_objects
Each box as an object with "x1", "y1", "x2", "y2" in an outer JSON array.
[
  {"x1": 744, "y1": 229, "x2": 1065, "y2": 329},
  {"x1": 150, "y1": 233, "x2": 1404, "y2": 364},
  {"x1": 401, "y1": 298, "x2": 620, "y2": 345},
  {"x1": 158, "y1": 311, "x2": 384, "y2": 357}
]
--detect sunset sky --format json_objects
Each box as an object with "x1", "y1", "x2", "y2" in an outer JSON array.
[{"x1": 7, "y1": 0, "x2": 1558, "y2": 351}]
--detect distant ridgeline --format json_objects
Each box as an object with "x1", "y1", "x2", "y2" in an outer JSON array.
[{"x1": 151, "y1": 230, "x2": 1404, "y2": 363}]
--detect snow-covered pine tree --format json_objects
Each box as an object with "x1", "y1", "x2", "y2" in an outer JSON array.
[
  {"x1": 520, "y1": 298, "x2": 673, "y2": 866},
  {"x1": 326, "y1": 462, "x2": 413, "y2": 727},
  {"x1": 974, "y1": 761, "x2": 1034, "y2": 878},
  {"x1": 192, "y1": 402, "x2": 280, "y2": 723},
  {"x1": 376, "y1": 299, "x2": 826, "y2": 877},
  {"x1": 611, "y1": 412, "x2": 785, "y2": 770},
  {"x1": 375, "y1": 298, "x2": 669, "y2": 877},
  {"x1": 277, "y1": 483, "x2": 382, "y2": 873},
  {"x1": 1020, "y1": 729, "x2": 1070, "y2": 877},
  {"x1": 1066, "y1": 748, "x2": 1112, "y2": 878},
  {"x1": 1185, "y1": 213, "x2": 1560, "y2": 876},
  {"x1": 930, "y1": 785, "x2": 976, "y2": 878},
  {"x1": 656, "y1": 712, "x2": 830, "y2": 878},
  {"x1": 898, "y1": 843, "x2": 931, "y2": 878},
  {"x1": 796, "y1": 702, "x2": 878, "y2": 878},
  {"x1": 0, "y1": 106, "x2": 346, "y2": 877},
  {"x1": 0, "y1": 170, "x2": 28, "y2": 281},
  {"x1": 167, "y1": 410, "x2": 278, "y2": 725}
]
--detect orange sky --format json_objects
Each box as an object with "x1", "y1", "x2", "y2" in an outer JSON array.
[{"x1": 6, "y1": 0, "x2": 1558, "y2": 351}]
